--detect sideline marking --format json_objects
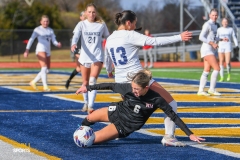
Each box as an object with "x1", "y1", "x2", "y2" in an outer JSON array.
[{"x1": 0, "y1": 135, "x2": 61, "y2": 160}]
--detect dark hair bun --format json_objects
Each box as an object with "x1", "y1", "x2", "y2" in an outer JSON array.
[{"x1": 114, "y1": 12, "x2": 122, "y2": 25}]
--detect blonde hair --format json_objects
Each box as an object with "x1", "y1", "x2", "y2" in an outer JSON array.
[
  {"x1": 85, "y1": 3, "x2": 104, "y2": 23},
  {"x1": 127, "y1": 69, "x2": 152, "y2": 88},
  {"x1": 41, "y1": 15, "x2": 49, "y2": 21}
]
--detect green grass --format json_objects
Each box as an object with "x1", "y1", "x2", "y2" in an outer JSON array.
[{"x1": 1, "y1": 67, "x2": 239, "y2": 83}]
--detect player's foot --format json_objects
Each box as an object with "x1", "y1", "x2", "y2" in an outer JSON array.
[
  {"x1": 208, "y1": 89, "x2": 221, "y2": 96},
  {"x1": 144, "y1": 64, "x2": 148, "y2": 68},
  {"x1": 197, "y1": 91, "x2": 210, "y2": 96},
  {"x1": 148, "y1": 64, "x2": 153, "y2": 68},
  {"x1": 65, "y1": 80, "x2": 70, "y2": 89},
  {"x1": 81, "y1": 104, "x2": 88, "y2": 112},
  {"x1": 88, "y1": 107, "x2": 94, "y2": 114},
  {"x1": 227, "y1": 74, "x2": 230, "y2": 81},
  {"x1": 161, "y1": 135, "x2": 186, "y2": 147},
  {"x1": 43, "y1": 86, "x2": 51, "y2": 92},
  {"x1": 219, "y1": 77, "x2": 224, "y2": 82},
  {"x1": 29, "y1": 81, "x2": 38, "y2": 90}
]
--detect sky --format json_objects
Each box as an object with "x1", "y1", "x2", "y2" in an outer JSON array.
[{"x1": 120, "y1": 0, "x2": 203, "y2": 10}]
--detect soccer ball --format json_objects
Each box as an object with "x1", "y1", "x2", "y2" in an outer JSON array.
[{"x1": 73, "y1": 126, "x2": 95, "y2": 148}]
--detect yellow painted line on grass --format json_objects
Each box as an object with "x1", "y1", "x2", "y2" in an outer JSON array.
[
  {"x1": 147, "y1": 128, "x2": 240, "y2": 137},
  {"x1": 172, "y1": 94, "x2": 240, "y2": 102},
  {"x1": 154, "y1": 106, "x2": 240, "y2": 113},
  {"x1": 204, "y1": 143, "x2": 240, "y2": 154},
  {"x1": 57, "y1": 93, "x2": 122, "y2": 102},
  {"x1": 146, "y1": 117, "x2": 240, "y2": 124},
  {"x1": 0, "y1": 135, "x2": 61, "y2": 160}
]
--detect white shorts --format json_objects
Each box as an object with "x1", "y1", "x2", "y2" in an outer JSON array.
[
  {"x1": 218, "y1": 47, "x2": 232, "y2": 53},
  {"x1": 36, "y1": 51, "x2": 50, "y2": 57},
  {"x1": 80, "y1": 63, "x2": 93, "y2": 68},
  {"x1": 200, "y1": 48, "x2": 216, "y2": 58}
]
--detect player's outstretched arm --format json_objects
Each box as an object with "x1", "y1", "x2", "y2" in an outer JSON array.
[
  {"x1": 180, "y1": 31, "x2": 192, "y2": 41},
  {"x1": 189, "y1": 134, "x2": 206, "y2": 143},
  {"x1": 76, "y1": 85, "x2": 87, "y2": 95}
]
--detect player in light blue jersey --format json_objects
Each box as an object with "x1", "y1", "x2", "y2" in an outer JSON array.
[
  {"x1": 71, "y1": 3, "x2": 110, "y2": 114},
  {"x1": 217, "y1": 18, "x2": 238, "y2": 82},
  {"x1": 198, "y1": 9, "x2": 228, "y2": 96},
  {"x1": 101, "y1": 10, "x2": 192, "y2": 147},
  {"x1": 24, "y1": 15, "x2": 61, "y2": 91}
]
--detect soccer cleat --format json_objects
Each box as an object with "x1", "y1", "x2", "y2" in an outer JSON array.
[
  {"x1": 161, "y1": 135, "x2": 186, "y2": 147},
  {"x1": 197, "y1": 91, "x2": 210, "y2": 96},
  {"x1": 81, "y1": 104, "x2": 88, "y2": 112},
  {"x1": 65, "y1": 80, "x2": 70, "y2": 89},
  {"x1": 43, "y1": 86, "x2": 51, "y2": 92},
  {"x1": 219, "y1": 77, "x2": 224, "y2": 82},
  {"x1": 29, "y1": 81, "x2": 38, "y2": 90},
  {"x1": 148, "y1": 64, "x2": 153, "y2": 68},
  {"x1": 208, "y1": 89, "x2": 221, "y2": 96},
  {"x1": 227, "y1": 74, "x2": 230, "y2": 81}
]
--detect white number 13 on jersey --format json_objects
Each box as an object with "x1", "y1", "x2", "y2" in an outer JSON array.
[{"x1": 110, "y1": 47, "x2": 128, "y2": 65}]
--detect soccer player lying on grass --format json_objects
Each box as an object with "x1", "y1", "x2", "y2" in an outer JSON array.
[{"x1": 76, "y1": 69, "x2": 205, "y2": 146}]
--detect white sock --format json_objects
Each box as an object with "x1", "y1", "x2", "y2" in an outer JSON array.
[
  {"x1": 83, "y1": 92, "x2": 88, "y2": 105},
  {"x1": 209, "y1": 70, "x2": 219, "y2": 91},
  {"x1": 40, "y1": 67, "x2": 47, "y2": 87},
  {"x1": 219, "y1": 65, "x2": 224, "y2": 78},
  {"x1": 32, "y1": 72, "x2": 41, "y2": 83},
  {"x1": 164, "y1": 100, "x2": 177, "y2": 136},
  {"x1": 227, "y1": 63, "x2": 231, "y2": 74},
  {"x1": 88, "y1": 77, "x2": 97, "y2": 108},
  {"x1": 198, "y1": 71, "x2": 209, "y2": 92}
]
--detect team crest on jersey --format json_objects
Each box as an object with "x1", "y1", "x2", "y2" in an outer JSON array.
[{"x1": 146, "y1": 103, "x2": 153, "y2": 108}]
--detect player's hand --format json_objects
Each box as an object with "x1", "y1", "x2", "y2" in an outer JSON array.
[
  {"x1": 210, "y1": 42, "x2": 218, "y2": 49},
  {"x1": 23, "y1": 50, "x2": 29, "y2": 58},
  {"x1": 108, "y1": 72, "x2": 114, "y2": 78},
  {"x1": 189, "y1": 134, "x2": 206, "y2": 143},
  {"x1": 180, "y1": 31, "x2": 192, "y2": 41},
  {"x1": 57, "y1": 42, "x2": 62, "y2": 48},
  {"x1": 76, "y1": 85, "x2": 87, "y2": 95},
  {"x1": 71, "y1": 44, "x2": 77, "y2": 52},
  {"x1": 222, "y1": 37, "x2": 229, "y2": 42}
]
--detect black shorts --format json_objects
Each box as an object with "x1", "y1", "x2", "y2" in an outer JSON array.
[{"x1": 108, "y1": 102, "x2": 143, "y2": 138}]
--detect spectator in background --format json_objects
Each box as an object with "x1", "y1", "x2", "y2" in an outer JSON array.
[
  {"x1": 217, "y1": 18, "x2": 238, "y2": 82},
  {"x1": 143, "y1": 29, "x2": 153, "y2": 68},
  {"x1": 71, "y1": 3, "x2": 110, "y2": 114},
  {"x1": 65, "y1": 11, "x2": 85, "y2": 89},
  {"x1": 24, "y1": 15, "x2": 61, "y2": 91}
]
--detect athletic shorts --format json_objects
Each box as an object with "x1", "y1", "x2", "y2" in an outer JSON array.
[
  {"x1": 80, "y1": 63, "x2": 92, "y2": 68},
  {"x1": 36, "y1": 51, "x2": 50, "y2": 57},
  {"x1": 108, "y1": 102, "x2": 143, "y2": 138},
  {"x1": 218, "y1": 46, "x2": 232, "y2": 53},
  {"x1": 200, "y1": 47, "x2": 216, "y2": 58}
]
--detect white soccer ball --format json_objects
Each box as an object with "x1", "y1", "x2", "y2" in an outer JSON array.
[{"x1": 73, "y1": 126, "x2": 95, "y2": 148}]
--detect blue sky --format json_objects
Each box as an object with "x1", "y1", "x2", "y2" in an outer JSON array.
[{"x1": 120, "y1": 0, "x2": 203, "y2": 10}]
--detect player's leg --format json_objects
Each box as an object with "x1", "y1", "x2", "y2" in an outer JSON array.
[
  {"x1": 143, "y1": 50, "x2": 148, "y2": 68},
  {"x1": 148, "y1": 49, "x2": 153, "y2": 68},
  {"x1": 81, "y1": 107, "x2": 118, "y2": 143},
  {"x1": 205, "y1": 55, "x2": 221, "y2": 95},
  {"x1": 88, "y1": 62, "x2": 103, "y2": 113},
  {"x1": 80, "y1": 64, "x2": 91, "y2": 112},
  {"x1": 218, "y1": 52, "x2": 225, "y2": 82},
  {"x1": 38, "y1": 52, "x2": 49, "y2": 91},
  {"x1": 225, "y1": 52, "x2": 231, "y2": 81},
  {"x1": 65, "y1": 54, "x2": 81, "y2": 89},
  {"x1": 94, "y1": 124, "x2": 119, "y2": 144},
  {"x1": 197, "y1": 57, "x2": 211, "y2": 96},
  {"x1": 150, "y1": 82, "x2": 184, "y2": 146}
]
